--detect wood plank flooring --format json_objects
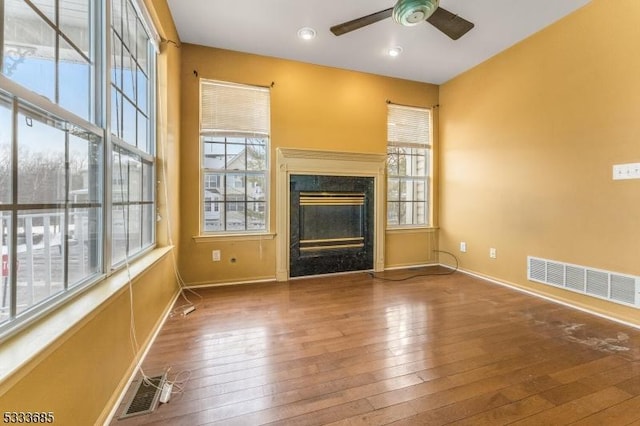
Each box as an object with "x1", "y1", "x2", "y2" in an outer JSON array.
[{"x1": 112, "y1": 268, "x2": 640, "y2": 425}]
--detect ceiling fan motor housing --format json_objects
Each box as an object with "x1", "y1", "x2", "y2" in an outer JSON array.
[{"x1": 393, "y1": 0, "x2": 439, "y2": 26}]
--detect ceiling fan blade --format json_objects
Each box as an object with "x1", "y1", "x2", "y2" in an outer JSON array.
[
  {"x1": 426, "y1": 7, "x2": 474, "y2": 40},
  {"x1": 330, "y1": 8, "x2": 394, "y2": 36}
]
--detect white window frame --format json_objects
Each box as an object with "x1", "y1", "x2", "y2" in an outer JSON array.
[
  {"x1": 108, "y1": 0, "x2": 157, "y2": 267},
  {"x1": 386, "y1": 104, "x2": 432, "y2": 228},
  {"x1": 0, "y1": 0, "x2": 98, "y2": 122},
  {"x1": 0, "y1": 0, "x2": 158, "y2": 341},
  {"x1": 199, "y1": 79, "x2": 270, "y2": 235}
]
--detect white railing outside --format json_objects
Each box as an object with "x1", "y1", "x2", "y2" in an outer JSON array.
[{"x1": 1, "y1": 210, "x2": 91, "y2": 318}]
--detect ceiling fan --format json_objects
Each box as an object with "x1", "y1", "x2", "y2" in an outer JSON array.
[{"x1": 330, "y1": 0, "x2": 474, "y2": 40}]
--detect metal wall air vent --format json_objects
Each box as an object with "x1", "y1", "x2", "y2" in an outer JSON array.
[
  {"x1": 119, "y1": 374, "x2": 166, "y2": 419},
  {"x1": 527, "y1": 256, "x2": 640, "y2": 308}
]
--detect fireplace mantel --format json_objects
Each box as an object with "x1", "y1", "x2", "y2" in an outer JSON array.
[{"x1": 276, "y1": 148, "x2": 386, "y2": 281}]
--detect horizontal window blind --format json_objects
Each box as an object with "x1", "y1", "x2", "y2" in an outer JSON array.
[
  {"x1": 200, "y1": 80, "x2": 270, "y2": 136},
  {"x1": 387, "y1": 104, "x2": 430, "y2": 146}
]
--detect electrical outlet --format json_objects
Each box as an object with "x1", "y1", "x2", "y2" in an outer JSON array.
[
  {"x1": 212, "y1": 250, "x2": 221, "y2": 262},
  {"x1": 489, "y1": 248, "x2": 497, "y2": 259},
  {"x1": 613, "y1": 162, "x2": 640, "y2": 180},
  {"x1": 460, "y1": 242, "x2": 467, "y2": 253}
]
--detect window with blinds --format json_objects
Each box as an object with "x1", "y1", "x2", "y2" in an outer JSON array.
[
  {"x1": 200, "y1": 80, "x2": 270, "y2": 233},
  {"x1": 386, "y1": 104, "x2": 431, "y2": 227}
]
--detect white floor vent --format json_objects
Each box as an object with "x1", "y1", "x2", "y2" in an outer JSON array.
[{"x1": 527, "y1": 256, "x2": 639, "y2": 308}]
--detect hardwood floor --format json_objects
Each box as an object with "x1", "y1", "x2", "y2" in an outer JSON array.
[{"x1": 112, "y1": 268, "x2": 640, "y2": 425}]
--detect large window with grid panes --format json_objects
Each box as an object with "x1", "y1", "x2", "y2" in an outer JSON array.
[
  {"x1": 386, "y1": 104, "x2": 431, "y2": 227},
  {"x1": 0, "y1": 0, "x2": 157, "y2": 339},
  {"x1": 200, "y1": 80, "x2": 270, "y2": 233}
]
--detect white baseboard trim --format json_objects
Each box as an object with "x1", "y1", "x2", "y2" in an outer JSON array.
[
  {"x1": 384, "y1": 262, "x2": 439, "y2": 271},
  {"x1": 448, "y1": 265, "x2": 640, "y2": 331},
  {"x1": 185, "y1": 264, "x2": 446, "y2": 286},
  {"x1": 186, "y1": 277, "x2": 277, "y2": 289}
]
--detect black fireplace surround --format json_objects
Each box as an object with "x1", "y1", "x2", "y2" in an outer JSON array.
[{"x1": 290, "y1": 175, "x2": 374, "y2": 277}]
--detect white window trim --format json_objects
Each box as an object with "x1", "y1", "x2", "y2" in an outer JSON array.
[
  {"x1": 386, "y1": 104, "x2": 433, "y2": 229},
  {"x1": 0, "y1": 0, "x2": 160, "y2": 340},
  {"x1": 132, "y1": 0, "x2": 160, "y2": 52},
  {"x1": 198, "y1": 79, "x2": 271, "y2": 236}
]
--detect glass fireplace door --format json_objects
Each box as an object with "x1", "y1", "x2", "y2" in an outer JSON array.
[{"x1": 290, "y1": 175, "x2": 373, "y2": 277}]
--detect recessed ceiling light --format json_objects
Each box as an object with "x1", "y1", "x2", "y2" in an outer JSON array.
[
  {"x1": 387, "y1": 46, "x2": 403, "y2": 57},
  {"x1": 297, "y1": 27, "x2": 316, "y2": 41}
]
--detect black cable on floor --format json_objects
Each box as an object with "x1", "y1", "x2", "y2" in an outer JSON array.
[{"x1": 368, "y1": 250, "x2": 459, "y2": 282}]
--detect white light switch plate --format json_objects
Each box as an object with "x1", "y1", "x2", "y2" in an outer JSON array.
[{"x1": 613, "y1": 163, "x2": 640, "y2": 180}]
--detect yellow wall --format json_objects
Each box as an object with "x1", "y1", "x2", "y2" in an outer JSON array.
[
  {"x1": 0, "y1": 1, "x2": 182, "y2": 423},
  {"x1": 386, "y1": 228, "x2": 438, "y2": 269},
  {"x1": 15, "y1": 0, "x2": 640, "y2": 422},
  {"x1": 439, "y1": 0, "x2": 640, "y2": 325},
  {"x1": 179, "y1": 45, "x2": 440, "y2": 284},
  {"x1": 0, "y1": 256, "x2": 177, "y2": 425},
  {"x1": 4, "y1": 1, "x2": 638, "y2": 422}
]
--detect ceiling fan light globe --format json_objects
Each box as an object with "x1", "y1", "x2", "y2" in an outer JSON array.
[{"x1": 393, "y1": 0, "x2": 439, "y2": 27}]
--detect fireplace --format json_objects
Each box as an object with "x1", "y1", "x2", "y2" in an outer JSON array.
[
  {"x1": 290, "y1": 175, "x2": 374, "y2": 277},
  {"x1": 275, "y1": 148, "x2": 386, "y2": 281},
  {"x1": 299, "y1": 191, "x2": 365, "y2": 252}
]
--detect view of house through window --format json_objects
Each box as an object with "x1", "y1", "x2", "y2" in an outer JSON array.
[
  {"x1": 0, "y1": 0, "x2": 157, "y2": 336},
  {"x1": 200, "y1": 80, "x2": 270, "y2": 233},
  {"x1": 387, "y1": 104, "x2": 431, "y2": 227}
]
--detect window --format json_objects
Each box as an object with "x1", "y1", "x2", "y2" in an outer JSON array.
[
  {"x1": 200, "y1": 80, "x2": 270, "y2": 233},
  {"x1": 111, "y1": 146, "x2": 154, "y2": 265},
  {"x1": 2, "y1": 0, "x2": 95, "y2": 122},
  {"x1": 0, "y1": 0, "x2": 157, "y2": 337},
  {"x1": 0, "y1": 89, "x2": 103, "y2": 327},
  {"x1": 386, "y1": 104, "x2": 431, "y2": 227},
  {"x1": 204, "y1": 174, "x2": 220, "y2": 190},
  {"x1": 110, "y1": 0, "x2": 156, "y2": 266},
  {"x1": 111, "y1": 0, "x2": 152, "y2": 152}
]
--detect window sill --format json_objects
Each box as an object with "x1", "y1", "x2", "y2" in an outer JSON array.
[
  {"x1": 193, "y1": 232, "x2": 276, "y2": 243},
  {"x1": 386, "y1": 226, "x2": 439, "y2": 234},
  {"x1": 0, "y1": 246, "x2": 173, "y2": 393}
]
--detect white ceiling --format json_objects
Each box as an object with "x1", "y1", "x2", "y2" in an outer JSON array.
[{"x1": 166, "y1": 0, "x2": 591, "y2": 85}]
